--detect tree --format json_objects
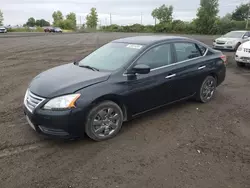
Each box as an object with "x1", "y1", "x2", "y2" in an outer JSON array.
[
  {"x1": 151, "y1": 4, "x2": 173, "y2": 23},
  {"x1": 0, "y1": 10, "x2": 3, "y2": 26},
  {"x1": 26, "y1": 17, "x2": 36, "y2": 27},
  {"x1": 35, "y1": 19, "x2": 50, "y2": 27},
  {"x1": 66, "y1": 12, "x2": 76, "y2": 30},
  {"x1": 195, "y1": 0, "x2": 219, "y2": 34},
  {"x1": 232, "y1": 4, "x2": 249, "y2": 21},
  {"x1": 221, "y1": 13, "x2": 232, "y2": 21},
  {"x1": 52, "y1": 11, "x2": 63, "y2": 25},
  {"x1": 86, "y1": 8, "x2": 98, "y2": 29}
]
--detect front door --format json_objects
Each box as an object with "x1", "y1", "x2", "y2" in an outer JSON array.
[{"x1": 124, "y1": 43, "x2": 175, "y2": 115}]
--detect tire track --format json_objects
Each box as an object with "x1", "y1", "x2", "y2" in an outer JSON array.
[{"x1": 0, "y1": 142, "x2": 48, "y2": 158}]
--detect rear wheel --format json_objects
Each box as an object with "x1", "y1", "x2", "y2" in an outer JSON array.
[
  {"x1": 85, "y1": 101, "x2": 124, "y2": 141},
  {"x1": 237, "y1": 61, "x2": 245, "y2": 67},
  {"x1": 196, "y1": 76, "x2": 217, "y2": 103}
]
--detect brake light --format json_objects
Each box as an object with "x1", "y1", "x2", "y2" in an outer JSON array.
[{"x1": 220, "y1": 55, "x2": 227, "y2": 64}]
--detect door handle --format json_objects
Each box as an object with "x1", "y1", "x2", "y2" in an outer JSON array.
[
  {"x1": 198, "y1": 65, "x2": 206, "y2": 70},
  {"x1": 165, "y1": 74, "x2": 176, "y2": 79}
]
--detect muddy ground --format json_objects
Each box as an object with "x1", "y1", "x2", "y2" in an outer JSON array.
[{"x1": 0, "y1": 33, "x2": 250, "y2": 188}]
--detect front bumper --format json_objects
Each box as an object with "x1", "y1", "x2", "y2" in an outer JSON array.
[
  {"x1": 213, "y1": 42, "x2": 236, "y2": 50},
  {"x1": 235, "y1": 51, "x2": 250, "y2": 64},
  {"x1": 23, "y1": 105, "x2": 86, "y2": 139}
]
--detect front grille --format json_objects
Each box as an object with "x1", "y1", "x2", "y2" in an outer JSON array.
[
  {"x1": 244, "y1": 48, "x2": 250, "y2": 53},
  {"x1": 240, "y1": 57, "x2": 250, "y2": 60},
  {"x1": 216, "y1": 41, "x2": 225, "y2": 45},
  {"x1": 24, "y1": 90, "x2": 45, "y2": 113}
]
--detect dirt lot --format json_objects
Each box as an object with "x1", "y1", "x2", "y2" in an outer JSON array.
[{"x1": 0, "y1": 33, "x2": 250, "y2": 188}]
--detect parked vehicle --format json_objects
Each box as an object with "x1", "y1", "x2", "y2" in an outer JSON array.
[
  {"x1": 44, "y1": 27, "x2": 62, "y2": 33},
  {"x1": 54, "y1": 27, "x2": 62, "y2": 33},
  {"x1": 44, "y1": 27, "x2": 53, "y2": 32},
  {"x1": 0, "y1": 26, "x2": 7, "y2": 33},
  {"x1": 23, "y1": 36, "x2": 227, "y2": 141},
  {"x1": 213, "y1": 30, "x2": 250, "y2": 51},
  {"x1": 235, "y1": 41, "x2": 250, "y2": 67},
  {"x1": 213, "y1": 31, "x2": 250, "y2": 51}
]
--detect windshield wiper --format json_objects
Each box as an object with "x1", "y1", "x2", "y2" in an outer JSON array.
[{"x1": 79, "y1": 65, "x2": 99, "y2": 71}]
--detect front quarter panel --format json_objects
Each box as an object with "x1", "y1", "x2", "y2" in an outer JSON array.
[{"x1": 74, "y1": 74, "x2": 128, "y2": 113}]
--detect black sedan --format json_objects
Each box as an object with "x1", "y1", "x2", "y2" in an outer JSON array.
[{"x1": 23, "y1": 36, "x2": 226, "y2": 141}]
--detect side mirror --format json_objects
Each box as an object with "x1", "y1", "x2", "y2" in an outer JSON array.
[
  {"x1": 131, "y1": 64, "x2": 150, "y2": 74},
  {"x1": 243, "y1": 36, "x2": 248, "y2": 39}
]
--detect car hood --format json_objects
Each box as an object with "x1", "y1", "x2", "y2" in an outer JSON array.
[
  {"x1": 29, "y1": 63, "x2": 111, "y2": 98},
  {"x1": 240, "y1": 41, "x2": 250, "y2": 48},
  {"x1": 216, "y1": 37, "x2": 240, "y2": 42}
]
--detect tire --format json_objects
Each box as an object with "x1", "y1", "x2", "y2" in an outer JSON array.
[
  {"x1": 237, "y1": 61, "x2": 245, "y2": 67},
  {"x1": 85, "y1": 101, "x2": 124, "y2": 141},
  {"x1": 196, "y1": 75, "x2": 217, "y2": 103},
  {"x1": 234, "y1": 43, "x2": 241, "y2": 51}
]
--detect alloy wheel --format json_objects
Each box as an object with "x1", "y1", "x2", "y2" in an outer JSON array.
[
  {"x1": 200, "y1": 77, "x2": 216, "y2": 102},
  {"x1": 91, "y1": 107, "x2": 121, "y2": 138}
]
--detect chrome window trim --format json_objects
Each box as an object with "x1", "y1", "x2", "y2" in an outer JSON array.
[{"x1": 123, "y1": 41, "x2": 208, "y2": 76}]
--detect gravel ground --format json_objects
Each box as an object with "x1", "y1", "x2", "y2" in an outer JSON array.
[{"x1": 0, "y1": 33, "x2": 250, "y2": 188}]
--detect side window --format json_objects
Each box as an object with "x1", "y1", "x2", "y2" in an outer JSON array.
[
  {"x1": 174, "y1": 42, "x2": 202, "y2": 62},
  {"x1": 136, "y1": 43, "x2": 172, "y2": 69},
  {"x1": 243, "y1": 32, "x2": 250, "y2": 37}
]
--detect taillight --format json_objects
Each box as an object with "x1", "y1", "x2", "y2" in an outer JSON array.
[{"x1": 220, "y1": 55, "x2": 227, "y2": 64}]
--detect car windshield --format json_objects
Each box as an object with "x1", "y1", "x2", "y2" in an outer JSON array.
[
  {"x1": 78, "y1": 42, "x2": 144, "y2": 71},
  {"x1": 223, "y1": 31, "x2": 245, "y2": 38}
]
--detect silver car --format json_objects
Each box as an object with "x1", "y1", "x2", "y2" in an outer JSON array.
[
  {"x1": 213, "y1": 30, "x2": 250, "y2": 51},
  {"x1": 0, "y1": 26, "x2": 7, "y2": 33}
]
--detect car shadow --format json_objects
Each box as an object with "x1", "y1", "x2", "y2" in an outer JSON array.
[{"x1": 120, "y1": 99, "x2": 202, "y2": 134}]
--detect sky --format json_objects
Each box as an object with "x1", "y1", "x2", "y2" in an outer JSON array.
[{"x1": 0, "y1": 0, "x2": 248, "y2": 26}]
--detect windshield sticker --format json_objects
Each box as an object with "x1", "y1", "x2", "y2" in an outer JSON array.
[{"x1": 126, "y1": 44, "x2": 143, "y2": 49}]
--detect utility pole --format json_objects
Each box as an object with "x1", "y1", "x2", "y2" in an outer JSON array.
[
  {"x1": 105, "y1": 18, "x2": 108, "y2": 26},
  {"x1": 99, "y1": 19, "x2": 102, "y2": 27},
  {"x1": 110, "y1": 13, "x2": 112, "y2": 25},
  {"x1": 246, "y1": 0, "x2": 250, "y2": 29},
  {"x1": 80, "y1": 16, "x2": 82, "y2": 25}
]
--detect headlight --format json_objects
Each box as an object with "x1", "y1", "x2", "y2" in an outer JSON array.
[
  {"x1": 226, "y1": 41, "x2": 236, "y2": 45},
  {"x1": 43, "y1": 94, "x2": 81, "y2": 110}
]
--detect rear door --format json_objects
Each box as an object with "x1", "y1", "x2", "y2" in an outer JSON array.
[{"x1": 164, "y1": 41, "x2": 214, "y2": 101}]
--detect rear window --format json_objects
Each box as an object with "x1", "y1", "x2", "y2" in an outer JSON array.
[
  {"x1": 197, "y1": 44, "x2": 207, "y2": 56},
  {"x1": 205, "y1": 50, "x2": 214, "y2": 56},
  {"x1": 174, "y1": 42, "x2": 201, "y2": 62}
]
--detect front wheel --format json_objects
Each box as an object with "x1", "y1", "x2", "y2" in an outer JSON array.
[
  {"x1": 196, "y1": 76, "x2": 217, "y2": 103},
  {"x1": 237, "y1": 61, "x2": 245, "y2": 67},
  {"x1": 234, "y1": 43, "x2": 241, "y2": 51},
  {"x1": 85, "y1": 101, "x2": 124, "y2": 141}
]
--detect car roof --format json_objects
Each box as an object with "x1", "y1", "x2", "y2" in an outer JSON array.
[
  {"x1": 112, "y1": 35, "x2": 189, "y2": 45},
  {"x1": 229, "y1": 30, "x2": 248, "y2": 32}
]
